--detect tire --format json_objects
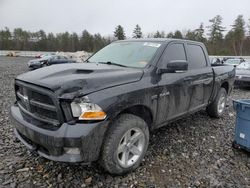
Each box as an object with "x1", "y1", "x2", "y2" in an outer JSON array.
[
  {"x1": 206, "y1": 87, "x2": 227, "y2": 118},
  {"x1": 100, "y1": 114, "x2": 149, "y2": 175}
]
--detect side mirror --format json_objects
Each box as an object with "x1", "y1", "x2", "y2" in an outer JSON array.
[{"x1": 157, "y1": 60, "x2": 188, "y2": 74}]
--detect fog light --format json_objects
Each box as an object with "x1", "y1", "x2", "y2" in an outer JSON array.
[{"x1": 64, "y1": 147, "x2": 81, "y2": 155}]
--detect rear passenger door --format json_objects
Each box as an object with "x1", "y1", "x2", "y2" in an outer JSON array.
[{"x1": 185, "y1": 43, "x2": 214, "y2": 112}]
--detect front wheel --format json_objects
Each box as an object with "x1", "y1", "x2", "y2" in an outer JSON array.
[
  {"x1": 206, "y1": 87, "x2": 227, "y2": 118},
  {"x1": 100, "y1": 114, "x2": 149, "y2": 175}
]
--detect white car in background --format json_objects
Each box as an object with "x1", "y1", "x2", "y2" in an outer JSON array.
[{"x1": 223, "y1": 58, "x2": 245, "y2": 66}]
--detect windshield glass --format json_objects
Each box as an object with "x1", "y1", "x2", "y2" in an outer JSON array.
[
  {"x1": 224, "y1": 59, "x2": 241, "y2": 65},
  {"x1": 40, "y1": 55, "x2": 53, "y2": 61},
  {"x1": 88, "y1": 41, "x2": 162, "y2": 68},
  {"x1": 237, "y1": 62, "x2": 250, "y2": 70}
]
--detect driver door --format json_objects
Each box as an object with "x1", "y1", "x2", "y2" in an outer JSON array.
[{"x1": 156, "y1": 42, "x2": 191, "y2": 125}]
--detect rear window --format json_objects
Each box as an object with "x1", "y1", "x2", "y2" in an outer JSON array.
[{"x1": 187, "y1": 44, "x2": 207, "y2": 69}]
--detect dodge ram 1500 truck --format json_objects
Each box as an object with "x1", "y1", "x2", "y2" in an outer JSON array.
[{"x1": 11, "y1": 39, "x2": 235, "y2": 174}]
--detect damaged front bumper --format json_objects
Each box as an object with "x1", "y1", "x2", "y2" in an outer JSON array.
[{"x1": 10, "y1": 105, "x2": 108, "y2": 163}]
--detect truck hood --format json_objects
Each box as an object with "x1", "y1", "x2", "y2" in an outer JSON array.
[{"x1": 17, "y1": 63, "x2": 143, "y2": 99}]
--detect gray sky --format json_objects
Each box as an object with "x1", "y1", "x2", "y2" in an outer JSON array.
[{"x1": 0, "y1": 0, "x2": 250, "y2": 37}]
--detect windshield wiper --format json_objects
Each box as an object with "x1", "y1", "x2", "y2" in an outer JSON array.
[{"x1": 98, "y1": 61, "x2": 128, "y2": 67}]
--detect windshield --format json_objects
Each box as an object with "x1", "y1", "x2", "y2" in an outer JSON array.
[
  {"x1": 87, "y1": 41, "x2": 162, "y2": 68},
  {"x1": 237, "y1": 62, "x2": 250, "y2": 70},
  {"x1": 224, "y1": 59, "x2": 241, "y2": 65},
  {"x1": 40, "y1": 55, "x2": 53, "y2": 61}
]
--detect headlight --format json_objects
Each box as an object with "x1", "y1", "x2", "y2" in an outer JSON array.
[{"x1": 70, "y1": 101, "x2": 106, "y2": 120}]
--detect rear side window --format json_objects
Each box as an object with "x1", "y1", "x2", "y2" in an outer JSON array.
[
  {"x1": 187, "y1": 44, "x2": 207, "y2": 69},
  {"x1": 163, "y1": 43, "x2": 187, "y2": 63}
]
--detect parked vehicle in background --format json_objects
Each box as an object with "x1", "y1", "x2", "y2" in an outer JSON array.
[
  {"x1": 210, "y1": 57, "x2": 223, "y2": 65},
  {"x1": 11, "y1": 39, "x2": 235, "y2": 174},
  {"x1": 35, "y1": 54, "x2": 43, "y2": 58},
  {"x1": 235, "y1": 61, "x2": 250, "y2": 87},
  {"x1": 223, "y1": 57, "x2": 245, "y2": 66},
  {"x1": 28, "y1": 55, "x2": 76, "y2": 69},
  {"x1": 6, "y1": 51, "x2": 19, "y2": 57}
]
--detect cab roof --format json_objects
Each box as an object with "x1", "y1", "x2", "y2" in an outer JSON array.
[{"x1": 114, "y1": 38, "x2": 204, "y2": 45}]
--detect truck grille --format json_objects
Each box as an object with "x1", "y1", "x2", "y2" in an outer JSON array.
[{"x1": 15, "y1": 80, "x2": 63, "y2": 129}]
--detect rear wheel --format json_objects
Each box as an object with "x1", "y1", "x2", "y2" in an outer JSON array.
[
  {"x1": 100, "y1": 114, "x2": 149, "y2": 175},
  {"x1": 207, "y1": 87, "x2": 227, "y2": 118}
]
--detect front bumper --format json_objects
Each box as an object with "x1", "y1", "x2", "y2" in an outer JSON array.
[{"x1": 10, "y1": 105, "x2": 109, "y2": 163}]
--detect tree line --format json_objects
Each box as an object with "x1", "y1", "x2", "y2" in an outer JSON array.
[
  {"x1": 0, "y1": 15, "x2": 250, "y2": 55},
  {"x1": 0, "y1": 29, "x2": 111, "y2": 53}
]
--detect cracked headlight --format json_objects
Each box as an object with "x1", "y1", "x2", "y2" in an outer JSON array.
[{"x1": 70, "y1": 101, "x2": 106, "y2": 120}]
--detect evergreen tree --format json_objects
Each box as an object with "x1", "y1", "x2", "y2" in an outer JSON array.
[
  {"x1": 166, "y1": 32, "x2": 174, "y2": 38},
  {"x1": 93, "y1": 33, "x2": 109, "y2": 52},
  {"x1": 185, "y1": 30, "x2": 196, "y2": 40},
  {"x1": 47, "y1": 33, "x2": 57, "y2": 51},
  {"x1": 0, "y1": 27, "x2": 12, "y2": 50},
  {"x1": 154, "y1": 31, "x2": 161, "y2": 38},
  {"x1": 37, "y1": 30, "x2": 47, "y2": 51},
  {"x1": 195, "y1": 23, "x2": 206, "y2": 42},
  {"x1": 207, "y1": 15, "x2": 225, "y2": 54},
  {"x1": 61, "y1": 32, "x2": 70, "y2": 51},
  {"x1": 22, "y1": 30, "x2": 30, "y2": 50},
  {"x1": 13, "y1": 28, "x2": 23, "y2": 50},
  {"x1": 114, "y1": 25, "x2": 126, "y2": 40},
  {"x1": 154, "y1": 31, "x2": 165, "y2": 38},
  {"x1": 225, "y1": 30, "x2": 237, "y2": 55},
  {"x1": 173, "y1": 30, "x2": 183, "y2": 39},
  {"x1": 248, "y1": 19, "x2": 250, "y2": 35},
  {"x1": 132, "y1": 24, "x2": 142, "y2": 38},
  {"x1": 207, "y1": 15, "x2": 225, "y2": 42},
  {"x1": 231, "y1": 15, "x2": 246, "y2": 55},
  {"x1": 80, "y1": 30, "x2": 94, "y2": 52},
  {"x1": 70, "y1": 32, "x2": 79, "y2": 52}
]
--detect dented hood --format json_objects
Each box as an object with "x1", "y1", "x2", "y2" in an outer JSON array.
[{"x1": 17, "y1": 63, "x2": 143, "y2": 99}]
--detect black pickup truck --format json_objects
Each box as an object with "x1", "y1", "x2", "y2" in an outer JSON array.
[{"x1": 11, "y1": 39, "x2": 235, "y2": 174}]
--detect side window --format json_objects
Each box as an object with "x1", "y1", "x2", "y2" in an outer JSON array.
[
  {"x1": 187, "y1": 44, "x2": 207, "y2": 69},
  {"x1": 162, "y1": 43, "x2": 187, "y2": 63}
]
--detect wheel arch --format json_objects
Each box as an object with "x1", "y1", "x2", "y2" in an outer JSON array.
[
  {"x1": 107, "y1": 104, "x2": 154, "y2": 131},
  {"x1": 221, "y1": 81, "x2": 229, "y2": 93},
  {"x1": 119, "y1": 105, "x2": 153, "y2": 129}
]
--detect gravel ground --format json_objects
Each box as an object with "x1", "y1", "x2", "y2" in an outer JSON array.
[{"x1": 0, "y1": 56, "x2": 250, "y2": 188}]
